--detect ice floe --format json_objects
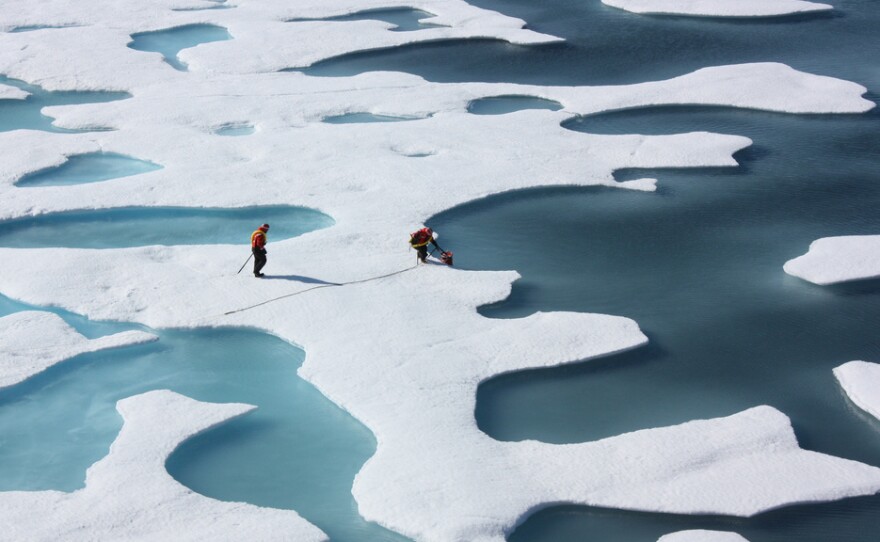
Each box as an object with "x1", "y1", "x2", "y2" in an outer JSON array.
[
  {"x1": 602, "y1": 0, "x2": 832, "y2": 18},
  {"x1": 0, "y1": 311, "x2": 155, "y2": 390},
  {"x1": 659, "y1": 531, "x2": 749, "y2": 542},
  {"x1": 834, "y1": 361, "x2": 880, "y2": 421},
  {"x1": 0, "y1": 0, "x2": 878, "y2": 540},
  {"x1": 0, "y1": 82, "x2": 28, "y2": 100},
  {"x1": 784, "y1": 235, "x2": 880, "y2": 285},
  {"x1": 0, "y1": 389, "x2": 327, "y2": 541}
]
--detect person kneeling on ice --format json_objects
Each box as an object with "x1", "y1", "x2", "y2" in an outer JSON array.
[
  {"x1": 409, "y1": 227, "x2": 453, "y2": 265},
  {"x1": 251, "y1": 223, "x2": 270, "y2": 277}
]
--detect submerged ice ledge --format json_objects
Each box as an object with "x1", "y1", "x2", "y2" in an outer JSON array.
[
  {"x1": 659, "y1": 531, "x2": 749, "y2": 542},
  {"x1": 0, "y1": 311, "x2": 155, "y2": 390},
  {"x1": 602, "y1": 0, "x2": 832, "y2": 17},
  {"x1": 0, "y1": 389, "x2": 327, "y2": 541},
  {"x1": 784, "y1": 235, "x2": 880, "y2": 285},
  {"x1": 834, "y1": 361, "x2": 880, "y2": 421}
]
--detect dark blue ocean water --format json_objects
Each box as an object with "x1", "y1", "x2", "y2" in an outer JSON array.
[{"x1": 424, "y1": 1, "x2": 880, "y2": 540}]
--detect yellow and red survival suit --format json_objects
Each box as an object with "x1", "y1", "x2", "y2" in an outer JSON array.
[{"x1": 251, "y1": 223, "x2": 269, "y2": 277}]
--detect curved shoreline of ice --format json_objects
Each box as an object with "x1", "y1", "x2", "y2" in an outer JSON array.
[
  {"x1": 602, "y1": 0, "x2": 832, "y2": 18},
  {"x1": 0, "y1": 389, "x2": 327, "y2": 541},
  {"x1": 0, "y1": 311, "x2": 156, "y2": 390},
  {"x1": 0, "y1": 0, "x2": 559, "y2": 90},
  {"x1": 0, "y1": 63, "x2": 870, "y2": 221},
  {"x1": 834, "y1": 361, "x2": 880, "y2": 421},
  {"x1": 784, "y1": 235, "x2": 880, "y2": 285},
  {"x1": 0, "y1": 0, "x2": 878, "y2": 540},
  {"x1": 659, "y1": 531, "x2": 749, "y2": 542}
]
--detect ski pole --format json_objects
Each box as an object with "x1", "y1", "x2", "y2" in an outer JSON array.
[{"x1": 237, "y1": 253, "x2": 253, "y2": 274}]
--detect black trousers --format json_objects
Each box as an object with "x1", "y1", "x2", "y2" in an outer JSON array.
[
  {"x1": 253, "y1": 248, "x2": 267, "y2": 275},
  {"x1": 416, "y1": 245, "x2": 428, "y2": 262}
]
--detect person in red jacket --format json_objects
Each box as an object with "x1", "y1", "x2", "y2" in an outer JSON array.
[
  {"x1": 251, "y1": 223, "x2": 269, "y2": 277},
  {"x1": 409, "y1": 227, "x2": 450, "y2": 264}
]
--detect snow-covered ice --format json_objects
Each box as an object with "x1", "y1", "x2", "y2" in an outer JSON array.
[
  {"x1": 602, "y1": 0, "x2": 832, "y2": 18},
  {"x1": 834, "y1": 361, "x2": 880, "y2": 421},
  {"x1": 0, "y1": 0, "x2": 878, "y2": 540},
  {"x1": 0, "y1": 0, "x2": 558, "y2": 90},
  {"x1": 784, "y1": 235, "x2": 880, "y2": 285},
  {"x1": 658, "y1": 531, "x2": 750, "y2": 542},
  {"x1": 0, "y1": 82, "x2": 29, "y2": 100},
  {"x1": 0, "y1": 389, "x2": 327, "y2": 541},
  {"x1": 0, "y1": 311, "x2": 155, "y2": 390}
]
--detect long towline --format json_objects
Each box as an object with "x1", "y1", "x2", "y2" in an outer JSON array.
[{"x1": 223, "y1": 264, "x2": 419, "y2": 316}]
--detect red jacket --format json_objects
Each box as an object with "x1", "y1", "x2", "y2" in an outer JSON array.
[
  {"x1": 409, "y1": 228, "x2": 433, "y2": 248},
  {"x1": 251, "y1": 228, "x2": 267, "y2": 249}
]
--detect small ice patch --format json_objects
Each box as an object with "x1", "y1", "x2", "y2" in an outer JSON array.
[
  {"x1": 602, "y1": 0, "x2": 833, "y2": 17},
  {"x1": 658, "y1": 530, "x2": 750, "y2": 542},
  {"x1": 0, "y1": 83, "x2": 28, "y2": 100},
  {"x1": 834, "y1": 361, "x2": 880, "y2": 421},
  {"x1": 784, "y1": 235, "x2": 880, "y2": 285}
]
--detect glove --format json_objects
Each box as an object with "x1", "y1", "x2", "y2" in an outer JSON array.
[{"x1": 262, "y1": 248, "x2": 268, "y2": 255}]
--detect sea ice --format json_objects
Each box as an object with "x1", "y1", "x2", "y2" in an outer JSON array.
[
  {"x1": 602, "y1": 0, "x2": 832, "y2": 17},
  {"x1": 834, "y1": 361, "x2": 880, "y2": 421},
  {"x1": 0, "y1": 82, "x2": 28, "y2": 100},
  {"x1": 0, "y1": 311, "x2": 155, "y2": 390},
  {"x1": 784, "y1": 235, "x2": 880, "y2": 285},
  {"x1": 0, "y1": 389, "x2": 327, "y2": 541},
  {"x1": 0, "y1": 0, "x2": 559, "y2": 88},
  {"x1": 0, "y1": 0, "x2": 878, "y2": 540},
  {"x1": 658, "y1": 531, "x2": 749, "y2": 542}
]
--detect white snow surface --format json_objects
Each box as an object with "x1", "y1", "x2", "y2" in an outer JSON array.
[
  {"x1": 602, "y1": 0, "x2": 832, "y2": 17},
  {"x1": 0, "y1": 82, "x2": 28, "y2": 99},
  {"x1": 834, "y1": 361, "x2": 880, "y2": 421},
  {"x1": 0, "y1": 390, "x2": 327, "y2": 541},
  {"x1": 0, "y1": 311, "x2": 156, "y2": 390},
  {"x1": 659, "y1": 531, "x2": 750, "y2": 542},
  {"x1": 0, "y1": 0, "x2": 879, "y2": 541},
  {"x1": 784, "y1": 235, "x2": 880, "y2": 285}
]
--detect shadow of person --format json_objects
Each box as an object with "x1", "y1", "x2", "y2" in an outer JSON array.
[{"x1": 262, "y1": 275, "x2": 341, "y2": 285}]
